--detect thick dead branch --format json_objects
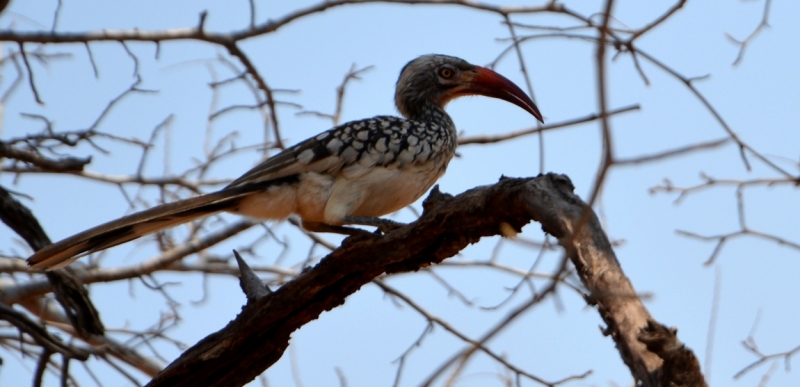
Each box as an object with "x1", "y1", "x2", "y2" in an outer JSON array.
[
  {"x1": 234, "y1": 249, "x2": 271, "y2": 304},
  {"x1": 145, "y1": 174, "x2": 702, "y2": 387},
  {"x1": 639, "y1": 320, "x2": 706, "y2": 386}
]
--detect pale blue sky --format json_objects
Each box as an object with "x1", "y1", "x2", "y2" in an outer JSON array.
[{"x1": 2, "y1": 0, "x2": 799, "y2": 386}]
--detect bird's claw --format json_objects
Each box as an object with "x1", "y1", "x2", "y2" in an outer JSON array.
[{"x1": 344, "y1": 216, "x2": 407, "y2": 234}]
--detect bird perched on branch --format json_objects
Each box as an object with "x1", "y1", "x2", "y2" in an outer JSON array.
[{"x1": 28, "y1": 54, "x2": 543, "y2": 270}]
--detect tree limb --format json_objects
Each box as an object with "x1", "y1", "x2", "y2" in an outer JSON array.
[
  {"x1": 0, "y1": 185, "x2": 104, "y2": 337},
  {"x1": 145, "y1": 174, "x2": 704, "y2": 387}
]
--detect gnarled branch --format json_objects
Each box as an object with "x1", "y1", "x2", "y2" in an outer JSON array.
[{"x1": 145, "y1": 174, "x2": 703, "y2": 387}]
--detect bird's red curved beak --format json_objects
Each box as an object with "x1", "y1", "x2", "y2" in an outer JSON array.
[{"x1": 469, "y1": 66, "x2": 544, "y2": 123}]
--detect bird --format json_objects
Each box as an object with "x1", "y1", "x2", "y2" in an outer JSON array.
[{"x1": 27, "y1": 54, "x2": 543, "y2": 270}]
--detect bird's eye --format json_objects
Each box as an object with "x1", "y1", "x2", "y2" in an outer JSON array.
[{"x1": 438, "y1": 67, "x2": 454, "y2": 79}]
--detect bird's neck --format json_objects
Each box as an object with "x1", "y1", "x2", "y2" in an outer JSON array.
[{"x1": 405, "y1": 104, "x2": 455, "y2": 132}]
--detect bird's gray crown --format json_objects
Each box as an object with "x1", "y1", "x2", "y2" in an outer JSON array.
[{"x1": 395, "y1": 54, "x2": 475, "y2": 120}]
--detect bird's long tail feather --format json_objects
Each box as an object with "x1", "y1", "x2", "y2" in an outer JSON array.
[{"x1": 28, "y1": 188, "x2": 253, "y2": 270}]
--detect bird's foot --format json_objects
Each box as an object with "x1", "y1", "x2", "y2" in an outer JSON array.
[
  {"x1": 301, "y1": 220, "x2": 373, "y2": 238},
  {"x1": 344, "y1": 216, "x2": 407, "y2": 233}
]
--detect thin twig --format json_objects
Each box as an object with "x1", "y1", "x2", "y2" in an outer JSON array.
[
  {"x1": 459, "y1": 105, "x2": 639, "y2": 145},
  {"x1": 615, "y1": 138, "x2": 730, "y2": 166},
  {"x1": 18, "y1": 42, "x2": 43, "y2": 104},
  {"x1": 502, "y1": 14, "x2": 544, "y2": 173},
  {"x1": 375, "y1": 279, "x2": 586, "y2": 386},
  {"x1": 726, "y1": 0, "x2": 772, "y2": 66}
]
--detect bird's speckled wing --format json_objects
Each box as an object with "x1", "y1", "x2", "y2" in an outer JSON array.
[{"x1": 227, "y1": 115, "x2": 456, "y2": 188}]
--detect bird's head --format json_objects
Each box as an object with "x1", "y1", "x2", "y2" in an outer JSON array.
[{"x1": 395, "y1": 54, "x2": 543, "y2": 123}]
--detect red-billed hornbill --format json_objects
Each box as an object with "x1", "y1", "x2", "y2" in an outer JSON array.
[{"x1": 28, "y1": 54, "x2": 543, "y2": 270}]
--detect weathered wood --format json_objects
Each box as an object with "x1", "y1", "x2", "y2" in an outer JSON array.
[{"x1": 146, "y1": 174, "x2": 704, "y2": 387}]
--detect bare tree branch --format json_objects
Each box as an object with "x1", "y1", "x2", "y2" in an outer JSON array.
[
  {"x1": 0, "y1": 185, "x2": 104, "y2": 337},
  {"x1": 143, "y1": 174, "x2": 698, "y2": 386},
  {"x1": 0, "y1": 303, "x2": 89, "y2": 360},
  {"x1": 458, "y1": 105, "x2": 639, "y2": 146},
  {"x1": 727, "y1": 0, "x2": 772, "y2": 66},
  {"x1": 0, "y1": 141, "x2": 90, "y2": 171}
]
